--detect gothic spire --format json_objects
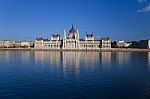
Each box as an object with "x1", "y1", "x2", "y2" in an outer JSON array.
[
  {"x1": 77, "y1": 29, "x2": 79, "y2": 39},
  {"x1": 64, "y1": 29, "x2": 66, "y2": 39}
]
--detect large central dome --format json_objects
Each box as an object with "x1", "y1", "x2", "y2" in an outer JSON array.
[
  {"x1": 68, "y1": 25, "x2": 78, "y2": 39},
  {"x1": 69, "y1": 25, "x2": 77, "y2": 33}
]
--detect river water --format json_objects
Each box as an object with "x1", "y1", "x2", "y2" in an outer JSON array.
[{"x1": 0, "y1": 51, "x2": 150, "y2": 99}]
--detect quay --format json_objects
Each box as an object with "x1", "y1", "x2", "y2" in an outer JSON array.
[{"x1": 0, "y1": 48, "x2": 149, "y2": 52}]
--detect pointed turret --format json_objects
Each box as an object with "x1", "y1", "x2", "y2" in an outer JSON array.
[
  {"x1": 64, "y1": 29, "x2": 66, "y2": 39},
  {"x1": 77, "y1": 29, "x2": 79, "y2": 39}
]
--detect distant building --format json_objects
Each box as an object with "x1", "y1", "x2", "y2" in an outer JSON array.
[
  {"x1": 35, "y1": 35, "x2": 61, "y2": 49},
  {"x1": 116, "y1": 40, "x2": 125, "y2": 48},
  {"x1": 35, "y1": 37, "x2": 49, "y2": 49},
  {"x1": 148, "y1": 40, "x2": 150, "y2": 49},
  {"x1": 0, "y1": 40, "x2": 34, "y2": 48},
  {"x1": 0, "y1": 41, "x2": 4, "y2": 48},
  {"x1": 85, "y1": 33, "x2": 94, "y2": 41},
  {"x1": 50, "y1": 35, "x2": 62, "y2": 49},
  {"x1": 13, "y1": 41, "x2": 21, "y2": 48},
  {"x1": 124, "y1": 42, "x2": 132, "y2": 48},
  {"x1": 101, "y1": 37, "x2": 111, "y2": 48},
  {"x1": 132, "y1": 41, "x2": 139, "y2": 48},
  {"x1": 3, "y1": 40, "x2": 15, "y2": 48},
  {"x1": 35, "y1": 25, "x2": 111, "y2": 50},
  {"x1": 63, "y1": 26, "x2": 101, "y2": 50},
  {"x1": 51, "y1": 35, "x2": 61, "y2": 41},
  {"x1": 84, "y1": 33, "x2": 100, "y2": 49},
  {"x1": 112, "y1": 40, "x2": 132, "y2": 48},
  {"x1": 21, "y1": 41, "x2": 33, "y2": 48},
  {"x1": 63, "y1": 26, "x2": 80, "y2": 49},
  {"x1": 138, "y1": 40, "x2": 150, "y2": 49}
]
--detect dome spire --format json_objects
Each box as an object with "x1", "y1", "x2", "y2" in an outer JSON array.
[
  {"x1": 69, "y1": 25, "x2": 77, "y2": 33},
  {"x1": 69, "y1": 25, "x2": 78, "y2": 39},
  {"x1": 72, "y1": 24, "x2": 74, "y2": 29}
]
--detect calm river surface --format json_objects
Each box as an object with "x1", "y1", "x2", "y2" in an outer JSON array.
[{"x1": 0, "y1": 51, "x2": 150, "y2": 99}]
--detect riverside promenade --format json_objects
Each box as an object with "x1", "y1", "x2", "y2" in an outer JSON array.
[{"x1": 0, "y1": 48, "x2": 150, "y2": 52}]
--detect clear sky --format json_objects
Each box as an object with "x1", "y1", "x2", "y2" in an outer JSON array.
[{"x1": 0, "y1": 0, "x2": 150, "y2": 41}]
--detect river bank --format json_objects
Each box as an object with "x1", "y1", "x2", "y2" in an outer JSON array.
[{"x1": 0, "y1": 48, "x2": 150, "y2": 52}]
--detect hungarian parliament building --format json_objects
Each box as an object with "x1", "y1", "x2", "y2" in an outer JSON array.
[{"x1": 35, "y1": 26, "x2": 111, "y2": 50}]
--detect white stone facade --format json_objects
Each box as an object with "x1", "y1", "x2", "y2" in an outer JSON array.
[
  {"x1": 148, "y1": 40, "x2": 150, "y2": 49},
  {"x1": 35, "y1": 26, "x2": 111, "y2": 50},
  {"x1": 63, "y1": 26, "x2": 80, "y2": 49},
  {"x1": 101, "y1": 37, "x2": 111, "y2": 48},
  {"x1": 35, "y1": 35, "x2": 61, "y2": 49}
]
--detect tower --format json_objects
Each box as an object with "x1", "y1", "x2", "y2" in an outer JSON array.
[
  {"x1": 68, "y1": 25, "x2": 78, "y2": 40},
  {"x1": 63, "y1": 25, "x2": 80, "y2": 49},
  {"x1": 63, "y1": 29, "x2": 66, "y2": 48}
]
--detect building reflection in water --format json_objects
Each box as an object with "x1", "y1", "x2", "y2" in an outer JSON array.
[
  {"x1": 0, "y1": 51, "x2": 11, "y2": 64},
  {"x1": 35, "y1": 51, "x2": 81, "y2": 76},
  {"x1": 21, "y1": 51, "x2": 32, "y2": 65},
  {"x1": 34, "y1": 51, "x2": 118, "y2": 75},
  {"x1": 0, "y1": 51, "x2": 33, "y2": 65},
  {"x1": 34, "y1": 51, "x2": 44, "y2": 66},
  {"x1": 101, "y1": 52, "x2": 111, "y2": 65},
  {"x1": 101, "y1": 52, "x2": 111, "y2": 70},
  {"x1": 116, "y1": 52, "x2": 130, "y2": 66},
  {"x1": 34, "y1": 51, "x2": 61, "y2": 69},
  {"x1": 62, "y1": 51, "x2": 80, "y2": 76},
  {"x1": 82, "y1": 52, "x2": 100, "y2": 71},
  {"x1": 62, "y1": 51, "x2": 100, "y2": 76},
  {"x1": 49, "y1": 51, "x2": 61, "y2": 69},
  {"x1": 0, "y1": 51, "x2": 21, "y2": 65}
]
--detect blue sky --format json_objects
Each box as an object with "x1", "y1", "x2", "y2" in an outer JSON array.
[{"x1": 0, "y1": 0, "x2": 150, "y2": 41}]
